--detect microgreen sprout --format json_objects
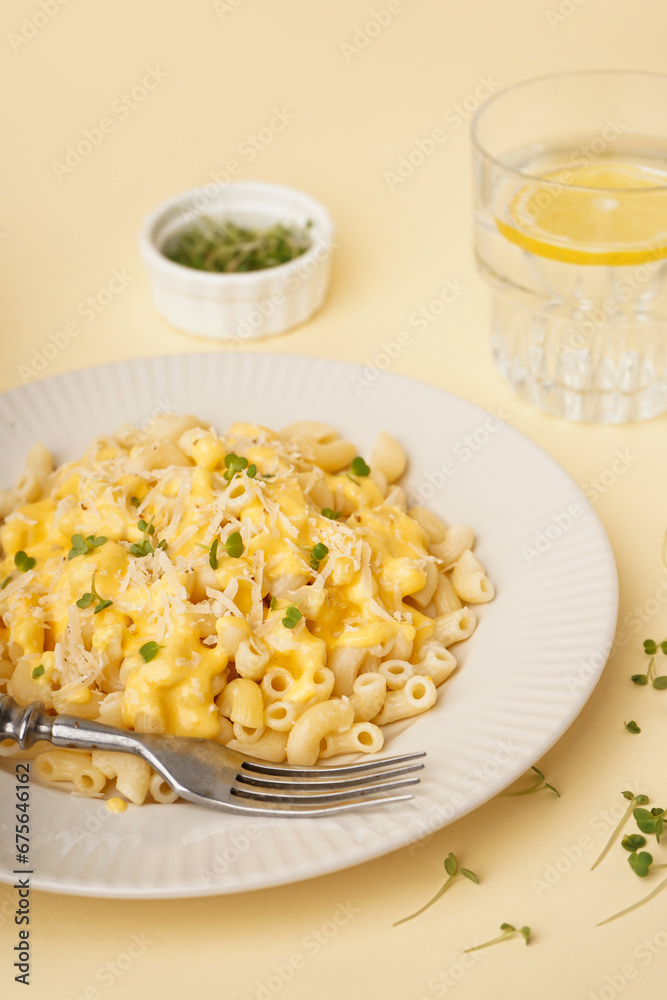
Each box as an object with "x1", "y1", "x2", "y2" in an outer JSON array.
[
  {"x1": 282, "y1": 606, "x2": 302, "y2": 629},
  {"x1": 310, "y1": 542, "x2": 329, "y2": 571},
  {"x1": 139, "y1": 641, "x2": 162, "y2": 663},
  {"x1": 1, "y1": 576, "x2": 11, "y2": 589},
  {"x1": 597, "y1": 877, "x2": 667, "y2": 926},
  {"x1": 209, "y1": 538, "x2": 219, "y2": 570},
  {"x1": 67, "y1": 534, "x2": 107, "y2": 561},
  {"x1": 634, "y1": 806, "x2": 665, "y2": 843},
  {"x1": 223, "y1": 453, "x2": 248, "y2": 481},
  {"x1": 130, "y1": 517, "x2": 157, "y2": 557},
  {"x1": 129, "y1": 496, "x2": 140, "y2": 507},
  {"x1": 590, "y1": 791, "x2": 649, "y2": 870},
  {"x1": 31, "y1": 664, "x2": 45, "y2": 679},
  {"x1": 621, "y1": 834, "x2": 647, "y2": 852},
  {"x1": 393, "y1": 853, "x2": 479, "y2": 927},
  {"x1": 225, "y1": 532, "x2": 244, "y2": 559},
  {"x1": 247, "y1": 464, "x2": 257, "y2": 479},
  {"x1": 632, "y1": 639, "x2": 667, "y2": 688},
  {"x1": 321, "y1": 508, "x2": 342, "y2": 520},
  {"x1": 625, "y1": 720, "x2": 641, "y2": 734},
  {"x1": 166, "y1": 218, "x2": 312, "y2": 274},
  {"x1": 628, "y1": 851, "x2": 658, "y2": 878},
  {"x1": 505, "y1": 766, "x2": 560, "y2": 798},
  {"x1": 349, "y1": 457, "x2": 370, "y2": 478},
  {"x1": 464, "y1": 923, "x2": 531, "y2": 953},
  {"x1": 76, "y1": 574, "x2": 113, "y2": 614},
  {"x1": 14, "y1": 551, "x2": 36, "y2": 572}
]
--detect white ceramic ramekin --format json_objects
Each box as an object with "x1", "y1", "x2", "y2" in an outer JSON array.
[{"x1": 138, "y1": 181, "x2": 335, "y2": 341}]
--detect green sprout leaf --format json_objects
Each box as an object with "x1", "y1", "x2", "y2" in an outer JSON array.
[
  {"x1": 247, "y1": 464, "x2": 257, "y2": 479},
  {"x1": 631, "y1": 674, "x2": 649, "y2": 685},
  {"x1": 223, "y1": 453, "x2": 249, "y2": 481},
  {"x1": 31, "y1": 664, "x2": 45, "y2": 679},
  {"x1": 625, "y1": 720, "x2": 641, "y2": 734},
  {"x1": 130, "y1": 539, "x2": 154, "y2": 557},
  {"x1": 321, "y1": 508, "x2": 342, "y2": 520},
  {"x1": 76, "y1": 592, "x2": 93, "y2": 609},
  {"x1": 14, "y1": 551, "x2": 36, "y2": 572},
  {"x1": 464, "y1": 923, "x2": 531, "y2": 953},
  {"x1": 224, "y1": 532, "x2": 244, "y2": 559},
  {"x1": 349, "y1": 457, "x2": 370, "y2": 477},
  {"x1": 653, "y1": 676, "x2": 667, "y2": 690},
  {"x1": 129, "y1": 496, "x2": 140, "y2": 507},
  {"x1": 644, "y1": 639, "x2": 658, "y2": 655},
  {"x1": 621, "y1": 834, "x2": 647, "y2": 852},
  {"x1": 634, "y1": 807, "x2": 663, "y2": 838},
  {"x1": 209, "y1": 538, "x2": 219, "y2": 570},
  {"x1": 1, "y1": 576, "x2": 11, "y2": 589},
  {"x1": 393, "y1": 853, "x2": 479, "y2": 927},
  {"x1": 310, "y1": 542, "x2": 329, "y2": 571},
  {"x1": 76, "y1": 574, "x2": 112, "y2": 614},
  {"x1": 139, "y1": 641, "x2": 162, "y2": 663},
  {"x1": 94, "y1": 599, "x2": 113, "y2": 614},
  {"x1": 505, "y1": 765, "x2": 560, "y2": 797},
  {"x1": 67, "y1": 534, "x2": 107, "y2": 560},
  {"x1": 628, "y1": 851, "x2": 654, "y2": 878},
  {"x1": 282, "y1": 606, "x2": 302, "y2": 629}
]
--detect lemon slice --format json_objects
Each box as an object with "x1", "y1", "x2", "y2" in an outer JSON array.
[{"x1": 496, "y1": 162, "x2": 667, "y2": 265}]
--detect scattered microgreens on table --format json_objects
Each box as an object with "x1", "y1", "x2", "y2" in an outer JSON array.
[
  {"x1": 624, "y1": 720, "x2": 641, "y2": 734},
  {"x1": 76, "y1": 574, "x2": 112, "y2": 614},
  {"x1": 464, "y1": 923, "x2": 531, "y2": 952},
  {"x1": 505, "y1": 766, "x2": 560, "y2": 797},
  {"x1": 67, "y1": 534, "x2": 107, "y2": 560},
  {"x1": 631, "y1": 639, "x2": 667, "y2": 688},
  {"x1": 591, "y1": 791, "x2": 649, "y2": 871},
  {"x1": 595, "y1": 793, "x2": 667, "y2": 924},
  {"x1": 393, "y1": 853, "x2": 479, "y2": 927}
]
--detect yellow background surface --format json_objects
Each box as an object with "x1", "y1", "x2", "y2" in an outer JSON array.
[{"x1": 1, "y1": 1, "x2": 667, "y2": 998}]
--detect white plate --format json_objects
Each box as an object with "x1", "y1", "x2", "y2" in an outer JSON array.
[{"x1": 0, "y1": 354, "x2": 617, "y2": 898}]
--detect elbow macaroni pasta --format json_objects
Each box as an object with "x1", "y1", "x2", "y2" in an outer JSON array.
[{"x1": 0, "y1": 416, "x2": 495, "y2": 805}]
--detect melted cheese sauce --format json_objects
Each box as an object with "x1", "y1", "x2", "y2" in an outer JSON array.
[{"x1": 0, "y1": 418, "x2": 436, "y2": 742}]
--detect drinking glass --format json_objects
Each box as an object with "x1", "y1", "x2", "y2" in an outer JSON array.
[{"x1": 472, "y1": 70, "x2": 667, "y2": 422}]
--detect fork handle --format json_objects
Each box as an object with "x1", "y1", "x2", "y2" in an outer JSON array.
[{"x1": 0, "y1": 694, "x2": 146, "y2": 755}]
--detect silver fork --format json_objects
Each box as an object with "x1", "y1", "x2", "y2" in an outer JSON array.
[{"x1": 0, "y1": 694, "x2": 425, "y2": 817}]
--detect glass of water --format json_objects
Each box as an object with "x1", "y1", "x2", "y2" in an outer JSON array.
[{"x1": 472, "y1": 70, "x2": 667, "y2": 423}]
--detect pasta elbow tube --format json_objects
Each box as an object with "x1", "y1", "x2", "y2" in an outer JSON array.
[
  {"x1": 260, "y1": 667, "x2": 294, "y2": 703},
  {"x1": 451, "y1": 550, "x2": 495, "y2": 603},
  {"x1": 379, "y1": 659, "x2": 414, "y2": 690},
  {"x1": 431, "y1": 525, "x2": 475, "y2": 568},
  {"x1": 227, "y1": 728, "x2": 288, "y2": 763},
  {"x1": 319, "y1": 722, "x2": 384, "y2": 758},
  {"x1": 91, "y1": 750, "x2": 151, "y2": 805},
  {"x1": 235, "y1": 637, "x2": 270, "y2": 680},
  {"x1": 231, "y1": 723, "x2": 266, "y2": 744},
  {"x1": 149, "y1": 772, "x2": 178, "y2": 804},
  {"x1": 349, "y1": 673, "x2": 387, "y2": 722},
  {"x1": 330, "y1": 646, "x2": 366, "y2": 697},
  {"x1": 432, "y1": 573, "x2": 462, "y2": 615},
  {"x1": 371, "y1": 432, "x2": 407, "y2": 483},
  {"x1": 35, "y1": 750, "x2": 107, "y2": 795},
  {"x1": 408, "y1": 506, "x2": 448, "y2": 544},
  {"x1": 409, "y1": 561, "x2": 439, "y2": 608},
  {"x1": 433, "y1": 608, "x2": 477, "y2": 646},
  {"x1": 372, "y1": 675, "x2": 437, "y2": 726},
  {"x1": 264, "y1": 700, "x2": 302, "y2": 732},
  {"x1": 415, "y1": 641, "x2": 457, "y2": 686},
  {"x1": 216, "y1": 678, "x2": 264, "y2": 729},
  {"x1": 286, "y1": 698, "x2": 354, "y2": 766}
]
